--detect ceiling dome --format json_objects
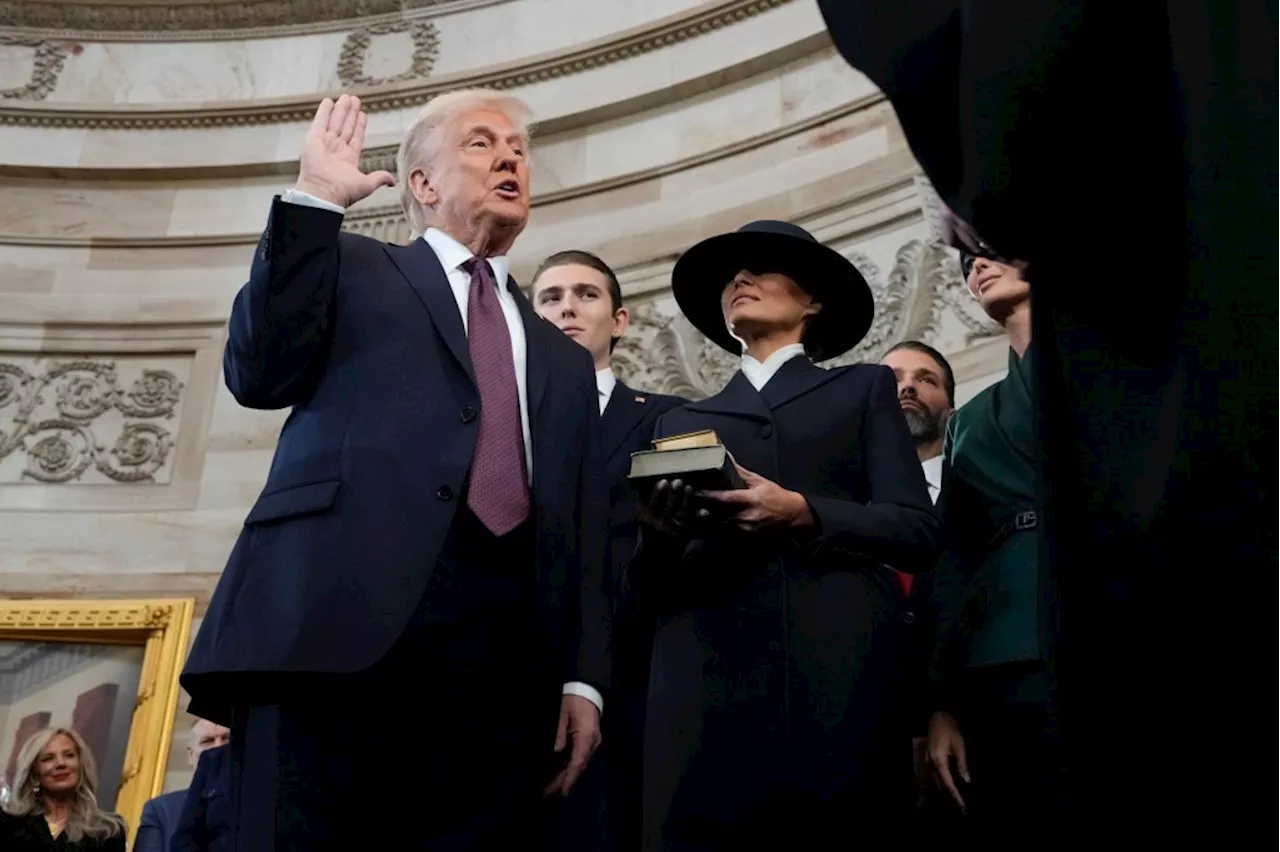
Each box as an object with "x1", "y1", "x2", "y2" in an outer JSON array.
[{"x1": 0, "y1": 0, "x2": 468, "y2": 38}]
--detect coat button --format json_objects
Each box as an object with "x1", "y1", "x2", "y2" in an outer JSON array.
[
  {"x1": 902, "y1": 611, "x2": 916, "y2": 624},
  {"x1": 460, "y1": 406, "x2": 477, "y2": 423},
  {"x1": 761, "y1": 424, "x2": 774, "y2": 438},
  {"x1": 436, "y1": 485, "x2": 454, "y2": 501},
  {"x1": 767, "y1": 640, "x2": 781, "y2": 653}
]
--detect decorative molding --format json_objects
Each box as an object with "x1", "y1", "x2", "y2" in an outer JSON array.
[
  {"x1": 0, "y1": 600, "x2": 179, "y2": 631},
  {"x1": 0, "y1": 0, "x2": 495, "y2": 41},
  {"x1": 0, "y1": 93, "x2": 880, "y2": 249},
  {"x1": 0, "y1": 35, "x2": 70, "y2": 101},
  {"x1": 337, "y1": 20, "x2": 441, "y2": 90},
  {"x1": 0, "y1": 323, "x2": 223, "y2": 512},
  {"x1": 342, "y1": 96, "x2": 883, "y2": 244},
  {"x1": 0, "y1": 0, "x2": 796, "y2": 128},
  {"x1": 0, "y1": 359, "x2": 184, "y2": 484},
  {"x1": 613, "y1": 239, "x2": 1003, "y2": 400}
]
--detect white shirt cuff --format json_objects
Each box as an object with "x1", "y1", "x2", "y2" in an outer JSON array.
[
  {"x1": 280, "y1": 188, "x2": 347, "y2": 215},
  {"x1": 562, "y1": 681, "x2": 603, "y2": 714}
]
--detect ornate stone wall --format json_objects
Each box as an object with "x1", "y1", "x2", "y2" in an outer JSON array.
[{"x1": 0, "y1": 0, "x2": 1009, "y2": 790}]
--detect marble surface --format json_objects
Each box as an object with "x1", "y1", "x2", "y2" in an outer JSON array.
[{"x1": 28, "y1": 0, "x2": 714, "y2": 105}]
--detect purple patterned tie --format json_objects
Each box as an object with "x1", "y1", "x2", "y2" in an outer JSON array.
[{"x1": 462, "y1": 257, "x2": 531, "y2": 535}]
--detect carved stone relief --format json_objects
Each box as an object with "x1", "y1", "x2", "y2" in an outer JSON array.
[
  {"x1": 0, "y1": 357, "x2": 186, "y2": 485},
  {"x1": 613, "y1": 238, "x2": 1004, "y2": 400},
  {"x1": 0, "y1": 0, "x2": 794, "y2": 128},
  {"x1": 0, "y1": 0, "x2": 463, "y2": 37},
  {"x1": 337, "y1": 20, "x2": 441, "y2": 89},
  {"x1": 0, "y1": 35, "x2": 70, "y2": 101}
]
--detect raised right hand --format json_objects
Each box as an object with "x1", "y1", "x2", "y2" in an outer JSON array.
[{"x1": 294, "y1": 94, "x2": 396, "y2": 208}]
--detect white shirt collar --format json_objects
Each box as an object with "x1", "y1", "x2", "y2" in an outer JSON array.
[
  {"x1": 921, "y1": 454, "x2": 943, "y2": 504},
  {"x1": 422, "y1": 228, "x2": 511, "y2": 290},
  {"x1": 740, "y1": 343, "x2": 807, "y2": 392},
  {"x1": 595, "y1": 368, "x2": 617, "y2": 413}
]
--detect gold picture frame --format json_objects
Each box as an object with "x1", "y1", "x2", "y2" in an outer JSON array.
[{"x1": 0, "y1": 598, "x2": 194, "y2": 847}]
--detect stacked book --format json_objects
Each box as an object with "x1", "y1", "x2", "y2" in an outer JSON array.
[{"x1": 628, "y1": 429, "x2": 745, "y2": 495}]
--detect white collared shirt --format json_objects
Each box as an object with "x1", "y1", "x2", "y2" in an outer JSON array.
[
  {"x1": 279, "y1": 190, "x2": 601, "y2": 715},
  {"x1": 921, "y1": 454, "x2": 942, "y2": 505},
  {"x1": 740, "y1": 343, "x2": 807, "y2": 391},
  {"x1": 595, "y1": 367, "x2": 617, "y2": 414}
]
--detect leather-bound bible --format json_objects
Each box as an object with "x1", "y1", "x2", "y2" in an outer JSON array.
[{"x1": 629, "y1": 430, "x2": 746, "y2": 496}]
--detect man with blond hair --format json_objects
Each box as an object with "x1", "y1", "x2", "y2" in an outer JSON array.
[{"x1": 182, "y1": 90, "x2": 610, "y2": 850}]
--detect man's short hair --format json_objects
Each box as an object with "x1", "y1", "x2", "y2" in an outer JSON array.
[
  {"x1": 884, "y1": 340, "x2": 956, "y2": 406},
  {"x1": 531, "y1": 250, "x2": 625, "y2": 353},
  {"x1": 532, "y1": 250, "x2": 623, "y2": 313},
  {"x1": 397, "y1": 88, "x2": 535, "y2": 237}
]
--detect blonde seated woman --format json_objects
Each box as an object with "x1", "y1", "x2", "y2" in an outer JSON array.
[{"x1": 0, "y1": 727, "x2": 126, "y2": 851}]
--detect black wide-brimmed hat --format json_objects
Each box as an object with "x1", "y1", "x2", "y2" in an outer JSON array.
[{"x1": 671, "y1": 220, "x2": 874, "y2": 361}]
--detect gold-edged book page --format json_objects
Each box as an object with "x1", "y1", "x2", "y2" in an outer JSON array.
[{"x1": 651, "y1": 429, "x2": 721, "y2": 452}]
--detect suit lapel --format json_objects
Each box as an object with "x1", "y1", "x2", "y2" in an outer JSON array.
[
  {"x1": 384, "y1": 239, "x2": 475, "y2": 387},
  {"x1": 758, "y1": 356, "x2": 843, "y2": 410},
  {"x1": 601, "y1": 381, "x2": 650, "y2": 463},
  {"x1": 685, "y1": 371, "x2": 773, "y2": 422}
]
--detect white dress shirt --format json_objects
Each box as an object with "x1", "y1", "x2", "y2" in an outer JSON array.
[
  {"x1": 740, "y1": 343, "x2": 807, "y2": 392},
  {"x1": 595, "y1": 367, "x2": 617, "y2": 414},
  {"x1": 921, "y1": 454, "x2": 942, "y2": 505},
  {"x1": 281, "y1": 190, "x2": 602, "y2": 714}
]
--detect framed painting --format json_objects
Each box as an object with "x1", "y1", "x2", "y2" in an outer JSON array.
[{"x1": 0, "y1": 598, "x2": 194, "y2": 847}]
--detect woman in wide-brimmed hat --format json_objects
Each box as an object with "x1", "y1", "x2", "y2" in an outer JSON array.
[{"x1": 631, "y1": 220, "x2": 941, "y2": 850}]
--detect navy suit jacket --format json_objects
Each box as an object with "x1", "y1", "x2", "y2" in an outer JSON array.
[
  {"x1": 599, "y1": 381, "x2": 686, "y2": 611},
  {"x1": 182, "y1": 200, "x2": 610, "y2": 723},
  {"x1": 171, "y1": 745, "x2": 231, "y2": 852},
  {"x1": 135, "y1": 789, "x2": 185, "y2": 852}
]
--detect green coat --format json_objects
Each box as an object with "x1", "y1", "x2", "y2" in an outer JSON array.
[{"x1": 922, "y1": 345, "x2": 1044, "y2": 712}]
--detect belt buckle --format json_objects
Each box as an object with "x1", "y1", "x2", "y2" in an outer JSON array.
[{"x1": 1014, "y1": 511, "x2": 1038, "y2": 530}]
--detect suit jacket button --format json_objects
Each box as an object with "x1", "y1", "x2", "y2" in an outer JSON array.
[
  {"x1": 436, "y1": 485, "x2": 454, "y2": 501},
  {"x1": 460, "y1": 406, "x2": 477, "y2": 423},
  {"x1": 902, "y1": 611, "x2": 916, "y2": 624},
  {"x1": 761, "y1": 424, "x2": 774, "y2": 438},
  {"x1": 767, "y1": 640, "x2": 781, "y2": 653}
]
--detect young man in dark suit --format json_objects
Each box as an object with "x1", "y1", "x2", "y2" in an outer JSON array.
[
  {"x1": 181, "y1": 90, "x2": 609, "y2": 851},
  {"x1": 532, "y1": 250, "x2": 685, "y2": 851},
  {"x1": 633, "y1": 221, "x2": 941, "y2": 850}
]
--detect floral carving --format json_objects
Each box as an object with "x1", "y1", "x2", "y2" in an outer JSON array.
[
  {"x1": 0, "y1": 360, "x2": 184, "y2": 484},
  {"x1": 0, "y1": 35, "x2": 70, "y2": 102},
  {"x1": 0, "y1": 0, "x2": 460, "y2": 37},
  {"x1": 337, "y1": 20, "x2": 441, "y2": 89},
  {"x1": 613, "y1": 237, "x2": 1005, "y2": 399}
]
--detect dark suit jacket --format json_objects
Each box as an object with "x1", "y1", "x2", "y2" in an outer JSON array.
[
  {"x1": 600, "y1": 380, "x2": 686, "y2": 618},
  {"x1": 600, "y1": 380, "x2": 684, "y2": 841},
  {"x1": 135, "y1": 789, "x2": 185, "y2": 852},
  {"x1": 633, "y1": 359, "x2": 940, "y2": 849},
  {"x1": 819, "y1": 3, "x2": 1276, "y2": 846},
  {"x1": 170, "y1": 745, "x2": 230, "y2": 852},
  {"x1": 0, "y1": 810, "x2": 125, "y2": 851},
  {"x1": 182, "y1": 199, "x2": 610, "y2": 722}
]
